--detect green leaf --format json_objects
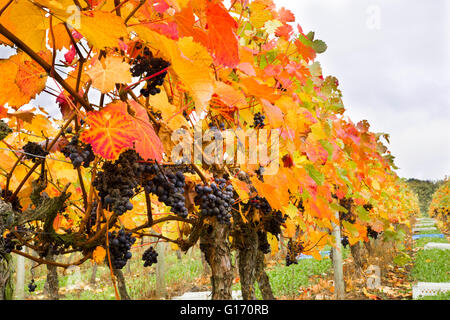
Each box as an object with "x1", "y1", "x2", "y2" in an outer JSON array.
[
  {"x1": 355, "y1": 205, "x2": 371, "y2": 222},
  {"x1": 306, "y1": 31, "x2": 315, "y2": 41},
  {"x1": 312, "y1": 39, "x2": 327, "y2": 53},
  {"x1": 304, "y1": 164, "x2": 324, "y2": 186},
  {"x1": 330, "y1": 202, "x2": 348, "y2": 213},
  {"x1": 342, "y1": 220, "x2": 359, "y2": 237}
]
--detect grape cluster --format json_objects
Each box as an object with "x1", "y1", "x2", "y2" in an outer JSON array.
[
  {"x1": 22, "y1": 141, "x2": 49, "y2": 162},
  {"x1": 341, "y1": 236, "x2": 349, "y2": 248},
  {"x1": 367, "y1": 226, "x2": 379, "y2": 239},
  {"x1": 2, "y1": 231, "x2": 23, "y2": 253},
  {"x1": 257, "y1": 231, "x2": 271, "y2": 254},
  {"x1": 61, "y1": 135, "x2": 95, "y2": 169},
  {"x1": 252, "y1": 112, "x2": 265, "y2": 129},
  {"x1": 93, "y1": 150, "x2": 143, "y2": 216},
  {"x1": 263, "y1": 210, "x2": 287, "y2": 238},
  {"x1": 250, "y1": 196, "x2": 272, "y2": 215},
  {"x1": 194, "y1": 178, "x2": 235, "y2": 224},
  {"x1": 87, "y1": 200, "x2": 98, "y2": 232},
  {"x1": 108, "y1": 230, "x2": 136, "y2": 269},
  {"x1": 131, "y1": 47, "x2": 170, "y2": 97},
  {"x1": 143, "y1": 168, "x2": 188, "y2": 218},
  {"x1": 142, "y1": 246, "x2": 158, "y2": 267},
  {"x1": 286, "y1": 239, "x2": 304, "y2": 267},
  {"x1": 28, "y1": 280, "x2": 37, "y2": 293},
  {"x1": 339, "y1": 198, "x2": 355, "y2": 223}
]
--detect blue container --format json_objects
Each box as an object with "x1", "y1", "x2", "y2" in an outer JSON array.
[
  {"x1": 412, "y1": 233, "x2": 445, "y2": 240},
  {"x1": 297, "y1": 250, "x2": 331, "y2": 260}
]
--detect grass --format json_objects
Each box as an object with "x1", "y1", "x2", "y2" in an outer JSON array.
[
  {"x1": 410, "y1": 224, "x2": 450, "y2": 299},
  {"x1": 410, "y1": 249, "x2": 450, "y2": 282}
]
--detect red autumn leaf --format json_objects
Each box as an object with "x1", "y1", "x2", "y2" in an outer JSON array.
[
  {"x1": 282, "y1": 154, "x2": 294, "y2": 168},
  {"x1": 80, "y1": 102, "x2": 139, "y2": 160},
  {"x1": 277, "y1": 7, "x2": 295, "y2": 23},
  {"x1": 174, "y1": 6, "x2": 208, "y2": 45},
  {"x1": 275, "y1": 24, "x2": 293, "y2": 40},
  {"x1": 305, "y1": 139, "x2": 328, "y2": 164},
  {"x1": 205, "y1": 1, "x2": 239, "y2": 68},
  {"x1": 146, "y1": 22, "x2": 179, "y2": 40},
  {"x1": 64, "y1": 45, "x2": 77, "y2": 64},
  {"x1": 128, "y1": 101, "x2": 164, "y2": 162}
]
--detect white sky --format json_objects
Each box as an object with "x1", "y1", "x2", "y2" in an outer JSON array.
[{"x1": 273, "y1": 0, "x2": 450, "y2": 180}]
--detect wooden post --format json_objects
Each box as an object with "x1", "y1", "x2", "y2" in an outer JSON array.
[
  {"x1": 15, "y1": 247, "x2": 25, "y2": 300},
  {"x1": 331, "y1": 210, "x2": 345, "y2": 299},
  {"x1": 155, "y1": 241, "x2": 167, "y2": 298}
]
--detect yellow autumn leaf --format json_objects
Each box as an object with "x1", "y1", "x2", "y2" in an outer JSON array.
[
  {"x1": 249, "y1": 0, "x2": 274, "y2": 29},
  {"x1": 78, "y1": 11, "x2": 128, "y2": 49},
  {"x1": 309, "y1": 122, "x2": 327, "y2": 141},
  {"x1": 93, "y1": 246, "x2": 106, "y2": 264},
  {"x1": 282, "y1": 203, "x2": 299, "y2": 220},
  {"x1": 267, "y1": 233, "x2": 279, "y2": 256},
  {"x1": 86, "y1": 56, "x2": 132, "y2": 93},
  {"x1": 0, "y1": 0, "x2": 48, "y2": 52},
  {"x1": 372, "y1": 179, "x2": 381, "y2": 191},
  {"x1": 119, "y1": 213, "x2": 136, "y2": 230}
]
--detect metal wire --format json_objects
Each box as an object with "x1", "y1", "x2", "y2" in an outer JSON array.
[{"x1": 0, "y1": 147, "x2": 72, "y2": 164}]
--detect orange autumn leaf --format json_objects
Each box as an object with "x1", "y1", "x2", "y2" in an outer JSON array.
[
  {"x1": 0, "y1": 51, "x2": 48, "y2": 108},
  {"x1": 80, "y1": 102, "x2": 139, "y2": 160},
  {"x1": 261, "y1": 98, "x2": 284, "y2": 128},
  {"x1": 128, "y1": 101, "x2": 164, "y2": 162},
  {"x1": 205, "y1": 1, "x2": 239, "y2": 68},
  {"x1": 93, "y1": 246, "x2": 106, "y2": 264}
]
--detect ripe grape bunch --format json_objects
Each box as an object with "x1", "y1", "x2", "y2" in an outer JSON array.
[
  {"x1": 142, "y1": 246, "x2": 158, "y2": 267},
  {"x1": 87, "y1": 200, "x2": 98, "y2": 232},
  {"x1": 131, "y1": 46, "x2": 170, "y2": 97},
  {"x1": 286, "y1": 239, "x2": 304, "y2": 267},
  {"x1": 263, "y1": 210, "x2": 287, "y2": 238},
  {"x1": 2, "y1": 231, "x2": 23, "y2": 254},
  {"x1": 250, "y1": 195, "x2": 272, "y2": 215},
  {"x1": 108, "y1": 229, "x2": 136, "y2": 269},
  {"x1": 93, "y1": 150, "x2": 143, "y2": 216},
  {"x1": 252, "y1": 112, "x2": 265, "y2": 129},
  {"x1": 367, "y1": 226, "x2": 379, "y2": 239},
  {"x1": 341, "y1": 235, "x2": 349, "y2": 248},
  {"x1": 22, "y1": 141, "x2": 49, "y2": 162},
  {"x1": 61, "y1": 135, "x2": 95, "y2": 169},
  {"x1": 143, "y1": 168, "x2": 188, "y2": 218},
  {"x1": 28, "y1": 279, "x2": 37, "y2": 293},
  {"x1": 194, "y1": 178, "x2": 235, "y2": 224},
  {"x1": 339, "y1": 198, "x2": 355, "y2": 223}
]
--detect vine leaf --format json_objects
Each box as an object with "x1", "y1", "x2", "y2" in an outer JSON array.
[
  {"x1": 93, "y1": 246, "x2": 106, "y2": 264},
  {"x1": 80, "y1": 102, "x2": 139, "y2": 160},
  {"x1": 86, "y1": 56, "x2": 132, "y2": 93},
  {"x1": 205, "y1": 1, "x2": 239, "y2": 68},
  {"x1": 128, "y1": 101, "x2": 164, "y2": 162},
  {"x1": 0, "y1": 51, "x2": 49, "y2": 109}
]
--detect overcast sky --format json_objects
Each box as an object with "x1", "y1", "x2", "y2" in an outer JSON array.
[
  {"x1": 2, "y1": 1, "x2": 449, "y2": 180},
  {"x1": 274, "y1": 0, "x2": 449, "y2": 180}
]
